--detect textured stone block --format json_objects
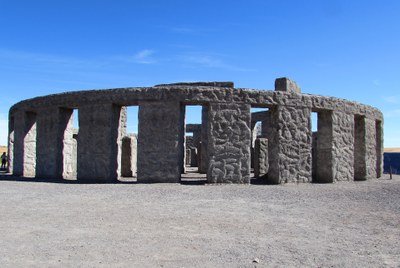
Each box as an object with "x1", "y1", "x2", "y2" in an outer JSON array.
[
  {"x1": 137, "y1": 101, "x2": 185, "y2": 183},
  {"x1": 121, "y1": 135, "x2": 137, "y2": 177},
  {"x1": 77, "y1": 104, "x2": 123, "y2": 182},
  {"x1": 254, "y1": 138, "x2": 269, "y2": 178},
  {"x1": 268, "y1": 106, "x2": 312, "y2": 183},
  {"x1": 199, "y1": 106, "x2": 209, "y2": 174},
  {"x1": 12, "y1": 111, "x2": 37, "y2": 177},
  {"x1": 36, "y1": 107, "x2": 71, "y2": 179},
  {"x1": 314, "y1": 111, "x2": 334, "y2": 183},
  {"x1": 332, "y1": 111, "x2": 354, "y2": 181},
  {"x1": 275, "y1": 77, "x2": 301, "y2": 94},
  {"x1": 207, "y1": 103, "x2": 251, "y2": 183}
]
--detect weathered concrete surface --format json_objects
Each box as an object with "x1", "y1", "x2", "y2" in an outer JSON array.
[
  {"x1": 199, "y1": 106, "x2": 208, "y2": 174},
  {"x1": 62, "y1": 119, "x2": 77, "y2": 180},
  {"x1": 313, "y1": 111, "x2": 334, "y2": 183},
  {"x1": 254, "y1": 138, "x2": 268, "y2": 178},
  {"x1": 12, "y1": 111, "x2": 37, "y2": 177},
  {"x1": 36, "y1": 108, "x2": 69, "y2": 179},
  {"x1": 8, "y1": 78, "x2": 384, "y2": 184},
  {"x1": 207, "y1": 103, "x2": 251, "y2": 183},
  {"x1": 275, "y1": 77, "x2": 301, "y2": 94},
  {"x1": 354, "y1": 115, "x2": 367, "y2": 180},
  {"x1": 268, "y1": 106, "x2": 312, "y2": 183},
  {"x1": 77, "y1": 104, "x2": 122, "y2": 182},
  {"x1": 332, "y1": 111, "x2": 355, "y2": 181},
  {"x1": 121, "y1": 135, "x2": 137, "y2": 177},
  {"x1": 137, "y1": 101, "x2": 185, "y2": 183}
]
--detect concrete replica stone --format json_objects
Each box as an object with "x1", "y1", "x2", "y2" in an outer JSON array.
[
  {"x1": 121, "y1": 135, "x2": 137, "y2": 177},
  {"x1": 254, "y1": 138, "x2": 268, "y2": 178},
  {"x1": 7, "y1": 77, "x2": 384, "y2": 184}
]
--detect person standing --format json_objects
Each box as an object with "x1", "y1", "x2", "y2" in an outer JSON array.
[{"x1": 1, "y1": 152, "x2": 7, "y2": 169}]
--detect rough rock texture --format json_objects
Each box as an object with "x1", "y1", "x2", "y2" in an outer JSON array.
[
  {"x1": 77, "y1": 104, "x2": 122, "y2": 182},
  {"x1": 12, "y1": 111, "x2": 37, "y2": 177},
  {"x1": 332, "y1": 111, "x2": 354, "y2": 181},
  {"x1": 254, "y1": 138, "x2": 269, "y2": 178},
  {"x1": 199, "y1": 106, "x2": 208, "y2": 174},
  {"x1": 354, "y1": 115, "x2": 367, "y2": 180},
  {"x1": 268, "y1": 106, "x2": 312, "y2": 183},
  {"x1": 36, "y1": 108, "x2": 67, "y2": 179},
  {"x1": 62, "y1": 118, "x2": 77, "y2": 180},
  {"x1": 376, "y1": 120, "x2": 383, "y2": 177},
  {"x1": 121, "y1": 135, "x2": 137, "y2": 177},
  {"x1": 155, "y1": 81, "x2": 234, "y2": 88},
  {"x1": 207, "y1": 103, "x2": 251, "y2": 183},
  {"x1": 8, "y1": 79, "x2": 384, "y2": 184},
  {"x1": 365, "y1": 118, "x2": 378, "y2": 179},
  {"x1": 275, "y1": 77, "x2": 301, "y2": 94},
  {"x1": 313, "y1": 111, "x2": 334, "y2": 183},
  {"x1": 137, "y1": 101, "x2": 185, "y2": 183}
]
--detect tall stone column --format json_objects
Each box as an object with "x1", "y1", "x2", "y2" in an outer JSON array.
[
  {"x1": 365, "y1": 118, "x2": 378, "y2": 179},
  {"x1": 12, "y1": 111, "x2": 37, "y2": 177},
  {"x1": 354, "y1": 115, "x2": 367, "y2": 180},
  {"x1": 77, "y1": 104, "x2": 123, "y2": 182},
  {"x1": 199, "y1": 106, "x2": 209, "y2": 174},
  {"x1": 375, "y1": 120, "x2": 383, "y2": 178},
  {"x1": 137, "y1": 101, "x2": 185, "y2": 183},
  {"x1": 268, "y1": 106, "x2": 312, "y2": 183},
  {"x1": 332, "y1": 111, "x2": 355, "y2": 181},
  {"x1": 36, "y1": 107, "x2": 72, "y2": 179},
  {"x1": 314, "y1": 111, "x2": 334, "y2": 183},
  {"x1": 7, "y1": 115, "x2": 15, "y2": 174},
  {"x1": 207, "y1": 103, "x2": 251, "y2": 183},
  {"x1": 61, "y1": 109, "x2": 77, "y2": 180}
]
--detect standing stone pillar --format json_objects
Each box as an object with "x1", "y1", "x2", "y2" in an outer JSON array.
[
  {"x1": 137, "y1": 101, "x2": 185, "y2": 183},
  {"x1": 36, "y1": 107, "x2": 72, "y2": 179},
  {"x1": 62, "y1": 110, "x2": 77, "y2": 180},
  {"x1": 375, "y1": 120, "x2": 383, "y2": 178},
  {"x1": 332, "y1": 111, "x2": 355, "y2": 181},
  {"x1": 77, "y1": 104, "x2": 123, "y2": 182},
  {"x1": 199, "y1": 106, "x2": 209, "y2": 174},
  {"x1": 207, "y1": 103, "x2": 251, "y2": 183},
  {"x1": 121, "y1": 135, "x2": 137, "y2": 177},
  {"x1": 354, "y1": 115, "x2": 367, "y2": 180},
  {"x1": 12, "y1": 111, "x2": 37, "y2": 177},
  {"x1": 254, "y1": 138, "x2": 269, "y2": 178},
  {"x1": 268, "y1": 106, "x2": 312, "y2": 183},
  {"x1": 314, "y1": 111, "x2": 334, "y2": 183},
  {"x1": 365, "y1": 118, "x2": 378, "y2": 179},
  {"x1": 7, "y1": 116, "x2": 15, "y2": 174},
  {"x1": 261, "y1": 111, "x2": 271, "y2": 138}
]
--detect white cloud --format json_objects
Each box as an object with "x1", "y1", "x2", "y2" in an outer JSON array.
[
  {"x1": 179, "y1": 53, "x2": 255, "y2": 72},
  {"x1": 132, "y1": 49, "x2": 156, "y2": 64}
]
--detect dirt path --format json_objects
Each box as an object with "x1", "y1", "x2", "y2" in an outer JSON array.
[{"x1": 0, "y1": 174, "x2": 399, "y2": 267}]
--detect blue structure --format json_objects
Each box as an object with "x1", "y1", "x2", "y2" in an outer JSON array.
[{"x1": 384, "y1": 153, "x2": 400, "y2": 175}]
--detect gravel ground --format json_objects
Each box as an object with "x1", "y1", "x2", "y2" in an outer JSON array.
[{"x1": 0, "y1": 173, "x2": 399, "y2": 268}]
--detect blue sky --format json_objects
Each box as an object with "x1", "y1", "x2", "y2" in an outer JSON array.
[{"x1": 0, "y1": 0, "x2": 399, "y2": 147}]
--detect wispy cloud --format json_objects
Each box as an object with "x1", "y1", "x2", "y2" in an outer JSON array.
[
  {"x1": 132, "y1": 49, "x2": 156, "y2": 64},
  {"x1": 179, "y1": 52, "x2": 255, "y2": 72}
]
